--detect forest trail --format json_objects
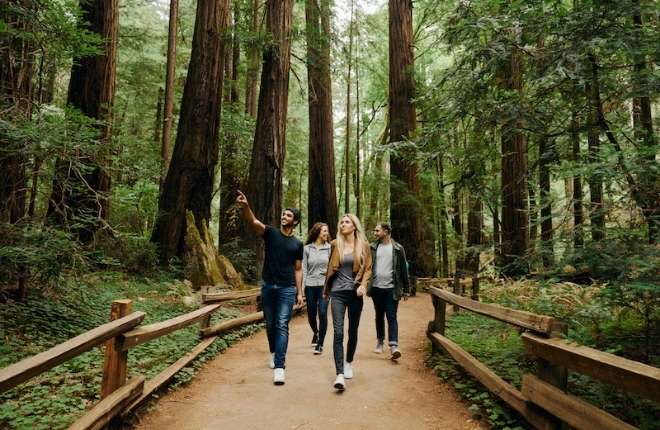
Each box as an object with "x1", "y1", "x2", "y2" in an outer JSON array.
[{"x1": 131, "y1": 293, "x2": 485, "y2": 430}]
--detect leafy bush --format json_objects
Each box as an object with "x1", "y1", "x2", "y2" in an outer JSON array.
[{"x1": 0, "y1": 223, "x2": 88, "y2": 296}]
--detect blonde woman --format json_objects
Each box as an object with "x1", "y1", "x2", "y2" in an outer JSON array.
[{"x1": 323, "y1": 214, "x2": 372, "y2": 391}]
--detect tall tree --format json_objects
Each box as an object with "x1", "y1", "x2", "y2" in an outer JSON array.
[
  {"x1": 570, "y1": 106, "x2": 584, "y2": 248},
  {"x1": 151, "y1": 0, "x2": 230, "y2": 261},
  {"x1": 498, "y1": 46, "x2": 528, "y2": 275},
  {"x1": 47, "y1": 0, "x2": 118, "y2": 242},
  {"x1": 244, "y1": 0, "x2": 261, "y2": 117},
  {"x1": 388, "y1": 0, "x2": 433, "y2": 276},
  {"x1": 305, "y1": 0, "x2": 337, "y2": 236},
  {"x1": 243, "y1": 0, "x2": 293, "y2": 231},
  {"x1": 586, "y1": 56, "x2": 604, "y2": 241},
  {"x1": 160, "y1": 0, "x2": 178, "y2": 189},
  {"x1": 0, "y1": 0, "x2": 34, "y2": 224},
  {"x1": 343, "y1": 0, "x2": 354, "y2": 214}
]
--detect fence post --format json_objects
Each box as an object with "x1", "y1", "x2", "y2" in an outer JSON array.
[
  {"x1": 471, "y1": 275, "x2": 480, "y2": 301},
  {"x1": 199, "y1": 286, "x2": 212, "y2": 334},
  {"x1": 452, "y1": 271, "x2": 461, "y2": 312},
  {"x1": 430, "y1": 295, "x2": 446, "y2": 354},
  {"x1": 535, "y1": 320, "x2": 568, "y2": 429},
  {"x1": 101, "y1": 299, "x2": 132, "y2": 398}
]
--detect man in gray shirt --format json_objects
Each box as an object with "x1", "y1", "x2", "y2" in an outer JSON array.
[{"x1": 367, "y1": 222, "x2": 410, "y2": 360}]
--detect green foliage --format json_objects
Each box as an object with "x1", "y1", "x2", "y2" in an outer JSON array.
[
  {"x1": 0, "y1": 223, "x2": 88, "y2": 295},
  {"x1": 0, "y1": 271, "x2": 262, "y2": 430}
]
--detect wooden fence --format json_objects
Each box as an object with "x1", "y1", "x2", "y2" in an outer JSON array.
[
  {"x1": 0, "y1": 287, "x2": 264, "y2": 430},
  {"x1": 425, "y1": 279, "x2": 660, "y2": 430}
]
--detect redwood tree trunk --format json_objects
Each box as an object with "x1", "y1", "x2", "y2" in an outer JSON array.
[
  {"x1": 388, "y1": 0, "x2": 433, "y2": 276},
  {"x1": 538, "y1": 135, "x2": 554, "y2": 267},
  {"x1": 435, "y1": 155, "x2": 449, "y2": 278},
  {"x1": 151, "y1": 0, "x2": 230, "y2": 262},
  {"x1": 587, "y1": 58, "x2": 604, "y2": 241},
  {"x1": 466, "y1": 193, "x2": 482, "y2": 275},
  {"x1": 570, "y1": 107, "x2": 584, "y2": 248},
  {"x1": 244, "y1": 0, "x2": 293, "y2": 228},
  {"x1": 0, "y1": 0, "x2": 34, "y2": 224},
  {"x1": 499, "y1": 50, "x2": 528, "y2": 275},
  {"x1": 244, "y1": 0, "x2": 261, "y2": 117},
  {"x1": 305, "y1": 0, "x2": 337, "y2": 236},
  {"x1": 160, "y1": 0, "x2": 178, "y2": 189},
  {"x1": 47, "y1": 0, "x2": 118, "y2": 242}
]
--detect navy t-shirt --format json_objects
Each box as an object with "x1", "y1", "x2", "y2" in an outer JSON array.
[{"x1": 262, "y1": 225, "x2": 304, "y2": 286}]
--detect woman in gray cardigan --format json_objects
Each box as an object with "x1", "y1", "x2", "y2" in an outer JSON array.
[{"x1": 303, "y1": 222, "x2": 332, "y2": 354}]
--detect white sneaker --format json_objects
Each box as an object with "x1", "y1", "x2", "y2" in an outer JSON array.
[
  {"x1": 273, "y1": 368, "x2": 285, "y2": 385},
  {"x1": 374, "y1": 341, "x2": 384, "y2": 354},
  {"x1": 269, "y1": 353, "x2": 275, "y2": 369},
  {"x1": 333, "y1": 374, "x2": 345, "y2": 391},
  {"x1": 391, "y1": 346, "x2": 401, "y2": 360},
  {"x1": 344, "y1": 361, "x2": 353, "y2": 379}
]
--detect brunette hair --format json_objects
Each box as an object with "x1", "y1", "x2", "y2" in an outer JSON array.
[{"x1": 305, "y1": 222, "x2": 329, "y2": 245}]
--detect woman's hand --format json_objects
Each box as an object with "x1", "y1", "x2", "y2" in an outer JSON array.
[{"x1": 356, "y1": 285, "x2": 366, "y2": 297}]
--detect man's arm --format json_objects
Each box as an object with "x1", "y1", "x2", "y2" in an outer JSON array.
[
  {"x1": 400, "y1": 247, "x2": 411, "y2": 297},
  {"x1": 295, "y1": 259, "x2": 304, "y2": 307},
  {"x1": 236, "y1": 190, "x2": 266, "y2": 236}
]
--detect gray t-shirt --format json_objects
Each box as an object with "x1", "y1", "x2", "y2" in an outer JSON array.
[
  {"x1": 302, "y1": 243, "x2": 331, "y2": 287},
  {"x1": 331, "y1": 252, "x2": 355, "y2": 293},
  {"x1": 373, "y1": 243, "x2": 394, "y2": 289}
]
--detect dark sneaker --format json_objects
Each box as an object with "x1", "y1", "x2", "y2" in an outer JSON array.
[
  {"x1": 313, "y1": 344, "x2": 323, "y2": 355},
  {"x1": 311, "y1": 333, "x2": 318, "y2": 345}
]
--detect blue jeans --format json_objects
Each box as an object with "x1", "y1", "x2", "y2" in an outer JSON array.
[
  {"x1": 305, "y1": 286, "x2": 328, "y2": 346},
  {"x1": 371, "y1": 287, "x2": 399, "y2": 346},
  {"x1": 261, "y1": 283, "x2": 296, "y2": 368},
  {"x1": 331, "y1": 290, "x2": 364, "y2": 374}
]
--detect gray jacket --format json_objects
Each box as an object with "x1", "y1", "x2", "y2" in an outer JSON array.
[{"x1": 302, "y1": 242, "x2": 331, "y2": 287}]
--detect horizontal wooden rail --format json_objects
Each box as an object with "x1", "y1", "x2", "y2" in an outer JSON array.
[
  {"x1": 522, "y1": 374, "x2": 637, "y2": 430},
  {"x1": 202, "y1": 288, "x2": 260, "y2": 303},
  {"x1": 522, "y1": 333, "x2": 660, "y2": 403},
  {"x1": 201, "y1": 311, "x2": 264, "y2": 337},
  {"x1": 121, "y1": 304, "x2": 222, "y2": 350},
  {"x1": 429, "y1": 287, "x2": 554, "y2": 335},
  {"x1": 121, "y1": 336, "x2": 218, "y2": 416},
  {"x1": 428, "y1": 332, "x2": 555, "y2": 430},
  {"x1": 69, "y1": 375, "x2": 144, "y2": 430},
  {"x1": 0, "y1": 311, "x2": 145, "y2": 395}
]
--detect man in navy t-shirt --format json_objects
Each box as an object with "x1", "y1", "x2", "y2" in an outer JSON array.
[{"x1": 236, "y1": 190, "x2": 304, "y2": 385}]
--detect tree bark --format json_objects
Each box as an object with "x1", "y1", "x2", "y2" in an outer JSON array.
[
  {"x1": 435, "y1": 156, "x2": 449, "y2": 278},
  {"x1": 230, "y1": 0, "x2": 240, "y2": 104},
  {"x1": 538, "y1": 135, "x2": 554, "y2": 267},
  {"x1": 244, "y1": 0, "x2": 261, "y2": 117},
  {"x1": 0, "y1": 0, "x2": 34, "y2": 224},
  {"x1": 499, "y1": 49, "x2": 528, "y2": 275},
  {"x1": 388, "y1": 0, "x2": 433, "y2": 276},
  {"x1": 243, "y1": 0, "x2": 293, "y2": 246},
  {"x1": 305, "y1": 0, "x2": 337, "y2": 236},
  {"x1": 154, "y1": 87, "x2": 163, "y2": 144},
  {"x1": 570, "y1": 107, "x2": 584, "y2": 248},
  {"x1": 466, "y1": 193, "x2": 482, "y2": 275},
  {"x1": 151, "y1": 0, "x2": 230, "y2": 262},
  {"x1": 160, "y1": 0, "x2": 178, "y2": 191},
  {"x1": 631, "y1": 0, "x2": 658, "y2": 243},
  {"x1": 47, "y1": 0, "x2": 118, "y2": 242},
  {"x1": 451, "y1": 184, "x2": 463, "y2": 273},
  {"x1": 343, "y1": 0, "x2": 354, "y2": 214},
  {"x1": 586, "y1": 57, "x2": 604, "y2": 241}
]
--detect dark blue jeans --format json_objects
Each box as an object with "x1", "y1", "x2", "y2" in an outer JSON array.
[
  {"x1": 371, "y1": 287, "x2": 399, "y2": 346},
  {"x1": 261, "y1": 283, "x2": 296, "y2": 368},
  {"x1": 330, "y1": 290, "x2": 364, "y2": 375},
  {"x1": 305, "y1": 286, "x2": 328, "y2": 346}
]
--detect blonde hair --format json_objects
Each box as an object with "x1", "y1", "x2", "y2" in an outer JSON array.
[{"x1": 336, "y1": 213, "x2": 368, "y2": 266}]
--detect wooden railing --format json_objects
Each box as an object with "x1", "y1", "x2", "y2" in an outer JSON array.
[
  {"x1": 0, "y1": 286, "x2": 265, "y2": 430},
  {"x1": 426, "y1": 283, "x2": 660, "y2": 430}
]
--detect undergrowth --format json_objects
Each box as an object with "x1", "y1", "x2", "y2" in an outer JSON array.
[
  {"x1": 427, "y1": 281, "x2": 659, "y2": 430},
  {"x1": 0, "y1": 271, "x2": 261, "y2": 430}
]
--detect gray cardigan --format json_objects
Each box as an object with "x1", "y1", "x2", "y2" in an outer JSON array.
[{"x1": 302, "y1": 242, "x2": 331, "y2": 287}]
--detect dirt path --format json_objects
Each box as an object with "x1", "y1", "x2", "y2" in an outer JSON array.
[{"x1": 132, "y1": 293, "x2": 486, "y2": 430}]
